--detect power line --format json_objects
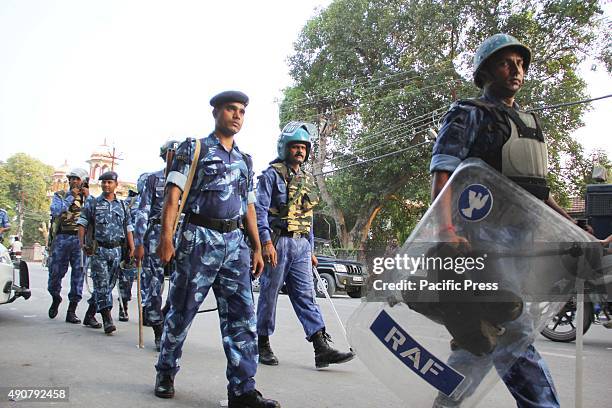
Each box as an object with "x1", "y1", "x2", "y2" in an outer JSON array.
[
  {"x1": 290, "y1": 78, "x2": 459, "y2": 123},
  {"x1": 282, "y1": 62, "x2": 454, "y2": 108},
  {"x1": 323, "y1": 120, "x2": 429, "y2": 163},
  {"x1": 312, "y1": 94, "x2": 611, "y2": 177},
  {"x1": 324, "y1": 93, "x2": 610, "y2": 165},
  {"x1": 340, "y1": 110, "x2": 445, "y2": 155},
  {"x1": 314, "y1": 140, "x2": 433, "y2": 176},
  {"x1": 527, "y1": 93, "x2": 612, "y2": 112},
  {"x1": 321, "y1": 107, "x2": 446, "y2": 163},
  {"x1": 344, "y1": 105, "x2": 446, "y2": 146},
  {"x1": 325, "y1": 118, "x2": 440, "y2": 166}
]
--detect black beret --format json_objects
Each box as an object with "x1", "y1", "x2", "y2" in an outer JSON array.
[
  {"x1": 99, "y1": 171, "x2": 118, "y2": 181},
  {"x1": 209, "y1": 90, "x2": 249, "y2": 107}
]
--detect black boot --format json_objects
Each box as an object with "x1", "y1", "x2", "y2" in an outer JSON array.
[
  {"x1": 154, "y1": 372, "x2": 174, "y2": 399},
  {"x1": 100, "y1": 308, "x2": 116, "y2": 334},
  {"x1": 228, "y1": 389, "x2": 280, "y2": 408},
  {"x1": 152, "y1": 324, "x2": 163, "y2": 352},
  {"x1": 65, "y1": 301, "x2": 81, "y2": 324},
  {"x1": 48, "y1": 295, "x2": 62, "y2": 319},
  {"x1": 83, "y1": 303, "x2": 102, "y2": 329},
  {"x1": 311, "y1": 330, "x2": 355, "y2": 369},
  {"x1": 258, "y1": 335, "x2": 279, "y2": 366},
  {"x1": 118, "y1": 299, "x2": 129, "y2": 322}
]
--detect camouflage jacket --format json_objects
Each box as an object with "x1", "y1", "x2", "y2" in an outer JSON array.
[{"x1": 255, "y1": 162, "x2": 319, "y2": 246}]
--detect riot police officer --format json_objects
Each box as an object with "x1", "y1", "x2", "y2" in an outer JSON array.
[
  {"x1": 134, "y1": 140, "x2": 179, "y2": 350},
  {"x1": 77, "y1": 171, "x2": 135, "y2": 334},
  {"x1": 154, "y1": 91, "x2": 280, "y2": 408},
  {"x1": 48, "y1": 168, "x2": 89, "y2": 323},
  {"x1": 429, "y1": 33, "x2": 580, "y2": 408},
  {"x1": 255, "y1": 122, "x2": 354, "y2": 369}
]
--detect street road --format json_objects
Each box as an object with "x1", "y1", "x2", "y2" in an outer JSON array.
[{"x1": 1, "y1": 263, "x2": 611, "y2": 407}]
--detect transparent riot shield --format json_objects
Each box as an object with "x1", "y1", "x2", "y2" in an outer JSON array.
[{"x1": 348, "y1": 158, "x2": 603, "y2": 407}]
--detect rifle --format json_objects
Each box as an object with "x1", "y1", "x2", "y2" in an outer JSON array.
[{"x1": 164, "y1": 142, "x2": 178, "y2": 178}]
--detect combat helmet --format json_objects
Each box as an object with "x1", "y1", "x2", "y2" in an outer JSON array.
[
  {"x1": 66, "y1": 168, "x2": 89, "y2": 183},
  {"x1": 276, "y1": 121, "x2": 315, "y2": 162},
  {"x1": 473, "y1": 33, "x2": 531, "y2": 88}
]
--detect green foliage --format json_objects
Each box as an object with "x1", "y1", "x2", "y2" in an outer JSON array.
[
  {"x1": 281, "y1": 0, "x2": 609, "y2": 249},
  {"x1": 0, "y1": 154, "x2": 54, "y2": 244}
]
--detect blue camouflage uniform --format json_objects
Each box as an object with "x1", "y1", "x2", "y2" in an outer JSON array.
[
  {"x1": 430, "y1": 93, "x2": 559, "y2": 407},
  {"x1": 156, "y1": 134, "x2": 258, "y2": 397},
  {"x1": 0, "y1": 208, "x2": 10, "y2": 243},
  {"x1": 255, "y1": 166, "x2": 324, "y2": 340},
  {"x1": 118, "y1": 186, "x2": 145, "y2": 303},
  {"x1": 135, "y1": 169, "x2": 167, "y2": 326},
  {"x1": 77, "y1": 195, "x2": 134, "y2": 312},
  {"x1": 48, "y1": 191, "x2": 86, "y2": 303}
]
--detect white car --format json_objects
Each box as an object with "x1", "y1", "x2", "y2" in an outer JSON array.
[{"x1": 0, "y1": 243, "x2": 30, "y2": 304}]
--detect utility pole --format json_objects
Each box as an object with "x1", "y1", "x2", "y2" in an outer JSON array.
[{"x1": 104, "y1": 145, "x2": 124, "y2": 171}]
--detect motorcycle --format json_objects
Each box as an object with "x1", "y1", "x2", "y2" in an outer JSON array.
[
  {"x1": 540, "y1": 294, "x2": 612, "y2": 342},
  {"x1": 541, "y1": 247, "x2": 612, "y2": 342}
]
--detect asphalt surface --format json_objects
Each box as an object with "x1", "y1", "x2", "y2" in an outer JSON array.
[{"x1": 1, "y1": 263, "x2": 611, "y2": 407}]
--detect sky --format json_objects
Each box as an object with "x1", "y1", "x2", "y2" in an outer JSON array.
[{"x1": 0, "y1": 0, "x2": 610, "y2": 184}]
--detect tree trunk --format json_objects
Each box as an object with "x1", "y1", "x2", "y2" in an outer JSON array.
[{"x1": 312, "y1": 116, "x2": 349, "y2": 248}]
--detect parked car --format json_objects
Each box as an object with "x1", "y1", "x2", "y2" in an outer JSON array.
[
  {"x1": 313, "y1": 254, "x2": 365, "y2": 298},
  {"x1": 0, "y1": 243, "x2": 31, "y2": 305},
  {"x1": 251, "y1": 243, "x2": 367, "y2": 299}
]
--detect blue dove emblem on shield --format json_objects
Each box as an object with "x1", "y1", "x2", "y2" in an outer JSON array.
[{"x1": 458, "y1": 184, "x2": 493, "y2": 222}]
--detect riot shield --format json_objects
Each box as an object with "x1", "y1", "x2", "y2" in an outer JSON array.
[{"x1": 348, "y1": 158, "x2": 603, "y2": 407}]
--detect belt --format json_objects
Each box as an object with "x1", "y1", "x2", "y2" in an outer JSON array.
[
  {"x1": 279, "y1": 230, "x2": 308, "y2": 239},
  {"x1": 508, "y1": 176, "x2": 550, "y2": 200},
  {"x1": 58, "y1": 230, "x2": 78, "y2": 236},
  {"x1": 186, "y1": 213, "x2": 241, "y2": 233},
  {"x1": 97, "y1": 241, "x2": 123, "y2": 249}
]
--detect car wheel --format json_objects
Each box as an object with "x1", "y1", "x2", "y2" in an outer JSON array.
[
  {"x1": 347, "y1": 287, "x2": 362, "y2": 298},
  {"x1": 315, "y1": 273, "x2": 335, "y2": 298}
]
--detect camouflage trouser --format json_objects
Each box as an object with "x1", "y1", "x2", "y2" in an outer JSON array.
[
  {"x1": 118, "y1": 266, "x2": 136, "y2": 301},
  {"x1": 433, "y1": 311, "x2": 559, "y2": 408},
  {"x1": 90, "y1": 246, "x2": 121, "y2": 311},
  {"x1": 257, "y1": 236, "x2": 324, "y2": 339},
  {"x1": 156, "y1": 224, "x2": 257, "y2": 397},
  {"x1": 141, "y1": 225, "x2": 165, "y2": 326},
  {"x1": 48, "y1": 234, "x2": 85, "y2": 302}
]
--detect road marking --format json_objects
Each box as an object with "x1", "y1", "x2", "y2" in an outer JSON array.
[
  {"x1": 23, "y1": 315, "x2": 37, "y2": 318},
  {"x1": 539, "y1": 351, "x2": 576, "y2": 359}
]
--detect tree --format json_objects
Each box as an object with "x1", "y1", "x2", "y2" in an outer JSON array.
[
  {"x1": 0, "y1": 154, "x2": 54, "y2": 244},
  {"x1": 280, "y1": 0, "x2": 609, "y2": 250}
]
